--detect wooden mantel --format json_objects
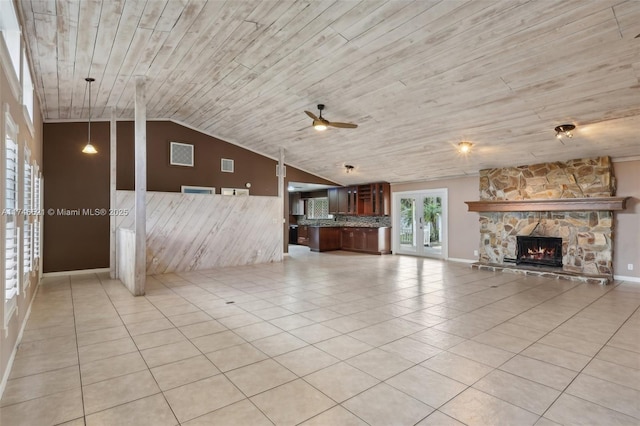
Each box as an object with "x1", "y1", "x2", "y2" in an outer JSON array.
[{"x1": 465, "y1": 197, "x2": 629, "y2": 212}]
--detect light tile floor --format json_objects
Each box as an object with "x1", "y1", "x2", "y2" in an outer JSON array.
[{"x1": 2, "y1": 246, "x2": 640, "y2": 425}]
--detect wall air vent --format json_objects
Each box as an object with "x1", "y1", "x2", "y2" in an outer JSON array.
[
  {"x1": 169, "y1": 142, "x2": 194, "y2": 167},
  {"x1": 221, "y1": 158, "x2": 234, "y2": 173}
]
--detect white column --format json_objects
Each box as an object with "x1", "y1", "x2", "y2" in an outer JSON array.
[
  {"x1": 109, "y1": 107, "x2": 117, "y2": 279},
  {"x1": 278, "y1": 147, "x2": 285, "y2": 258},
  {"x1": 134, "y1": 77, "x2": 146, "y2": 296}
]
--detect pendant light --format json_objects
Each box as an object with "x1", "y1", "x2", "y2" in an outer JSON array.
[{"x1": 82, "y1": 77, "x2": 98, "y2": 154}]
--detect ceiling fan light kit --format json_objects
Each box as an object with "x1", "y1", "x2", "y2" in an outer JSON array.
[
  {"x1": 555, "y1": 124, "x2": 575, "y2": 139},
  {"x1": 305, "y1": 104, "x2": 358, "y2": 131}
]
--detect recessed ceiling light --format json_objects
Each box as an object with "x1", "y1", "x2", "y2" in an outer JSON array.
[
  {"x1": 458, "y1": 141, "x2": 473, "y2": 154},
  {"x1": 555, "y1": 124, "x2": 575, "y2": 139}
]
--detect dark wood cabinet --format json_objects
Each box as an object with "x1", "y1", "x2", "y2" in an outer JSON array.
[
  {"x1": 357, "y1": 182, "x2": 390, "y2": 216},
  {"x1": 340, "y1": 227, "x2": 391, "y2": 254},
  {"x1": 329, "y1": 183, "x2": 388, "y2": 216},
  {"x1": 328, "y1": 188, "x2": 339, "y2": 214},
  {"x1": 341, "y1": 228, "x2": 355, "y2": 249},
  {"x1": 297, "y1": 225, "x2": 309, "y2": 246},
  {"x1": 308, "y1": 227, "x2": 341, "y2": 252}
]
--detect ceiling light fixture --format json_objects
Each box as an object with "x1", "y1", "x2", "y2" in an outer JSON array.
[
  {"x1": 555, "y1": 124, "x2": 575, "y2": 139},
  {"x1": 313, "y1": 120, "x2": 327, "y2": 131},
  {"x1": 345, "y1": 164, "x2": 354, "y2": 173},
  {"x1": 458, "y1": 141, "x2": 473, "y2": 154},
  {"x1": 82, "y1": 77, "x2": 97, "y2": 154}
]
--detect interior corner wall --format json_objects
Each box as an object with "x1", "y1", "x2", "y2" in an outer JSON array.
[
  {"x1": 612, "y1": 160, "x2": 640, "y2": 279},
  {"x1": 42, "y1": 121, "x2": 335, "y2": 272}
]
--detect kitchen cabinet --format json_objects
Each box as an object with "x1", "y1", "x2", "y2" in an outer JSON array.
[
  {"x1": 328, "y1": 188, "x2": 339, "y2": 214},
  {"x1": 308, "y1": 227, "x2": 341, "y2": 252},
  {"x1": 329, "y1": 187, "x2": 357, "y2": 214},
  {"x1": 290, "y1": 193, "x2": 304, "y2": 215},
  {"x1": 341, "y1": 227, "x2": 391, "y2": 254},
  {"x1": 357, "y1": 182, "x2": 390, "y2": 216},
  {"x1": 297, "y1": 225, "x2": 309, "y2": 246},
  {"x1": 329, "y1": 183, "x2": 389, "y2": 216}
]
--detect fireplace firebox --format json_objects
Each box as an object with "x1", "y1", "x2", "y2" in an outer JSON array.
[{"x1": 516, "y1": 236, "x2": 563, "y2": 267}]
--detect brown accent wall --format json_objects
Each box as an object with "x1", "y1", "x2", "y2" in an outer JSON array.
[
  {"x1": 43, "y1": 122, "x2": 110, "y2": 272},
  {"x1": 43, "y1": 120, "x2": 336, "y2": 272}
]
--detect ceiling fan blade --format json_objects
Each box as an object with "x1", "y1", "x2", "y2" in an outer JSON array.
[
  {"x1": 328, "y1": 121, "x2": 358, "y2": 129},
  {"x1": 304, "y1": 110, "x2": 318, "y2": 120}
]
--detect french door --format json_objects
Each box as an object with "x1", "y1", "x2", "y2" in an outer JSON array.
[{"x1": 393, "y1": 189, "x2": 447, "y2": 259}]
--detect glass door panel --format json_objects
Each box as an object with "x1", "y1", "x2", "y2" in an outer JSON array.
[
  {"x1": 399, "y1": 197, "x2": 417, "y2": 253},
  {"x1": 423, "y1": 196, "x2": 442, "y2": 256},
  {"x1": 394, "y1": 190, "x2": 447, "y2": 259}
]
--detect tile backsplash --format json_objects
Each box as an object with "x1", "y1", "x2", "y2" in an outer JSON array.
[{"x1": 298, "y1": 214, "x2": 392, "y2": 228}]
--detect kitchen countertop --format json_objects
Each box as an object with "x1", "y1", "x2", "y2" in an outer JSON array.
[{"x1": 306, "y1": 224, "x2": 390, "y2": 228}]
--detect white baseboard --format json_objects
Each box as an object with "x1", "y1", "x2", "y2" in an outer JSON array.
[
  {"x1": 43, "y1": 268, "x2": 110, "y2": 278},
  {"x1": 613, "y1": 275, "x2": 640, "y2": 283},
  {"x1": 0, "y1": 283, "x2": 39, "y2": 399},
  {"x1": 448, "y1": 257, "x2": 476, "y2": 264}
]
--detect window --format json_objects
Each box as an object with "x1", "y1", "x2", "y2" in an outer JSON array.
[
  {"x1": 221, "y1": 188, "x2": 249, "y2": 196},
  {"x1": 0, "y1": 0, "x2": 21, "y2": 80},
  {"x1": 33, "y1": 166, "x2": 41, "y2": 263},
  {"x1": 307, "y1": 198, "x2": 329, "y2": 219},
  {"x1": 5, "y1": 109, "x2": 19, "y2": 325},
  {"x1": 22, "y1": 51, "x2": 34, "y2": 124},
  {"x1": 23, "y1": 149, "x2": 32, "y2": 283},
  {"x1": 181, "y1": 185, "x2": 215, "y2": 194}
]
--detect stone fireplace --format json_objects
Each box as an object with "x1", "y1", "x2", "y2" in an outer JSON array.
[{"x1": 466, "y1": 157, "x2": 628, "y2": 284}]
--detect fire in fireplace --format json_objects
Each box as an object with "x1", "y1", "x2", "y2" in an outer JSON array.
[{"x1": 516, "y1": 236, "x2": 563, "y2": 267}]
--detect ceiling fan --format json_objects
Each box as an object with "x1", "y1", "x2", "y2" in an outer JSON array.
[{"x1": 304, "y1": 104, "x2": 358, "y2": 131}]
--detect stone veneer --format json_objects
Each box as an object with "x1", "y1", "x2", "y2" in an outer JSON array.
[{"x1": 477, "y1": 157, "x2": 615, "y2": 281}]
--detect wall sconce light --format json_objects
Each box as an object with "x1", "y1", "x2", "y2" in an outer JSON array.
[
  {"x1": 345, "y1": 164, "x2": 354, "y2": 173},
  {"x1": 555, "y1": 124, "x2": 575, "y2": 139},
  {"x1": 82, "y1": 77, "x2": 98, "y2": 154},
  {"x1": 458, "y1": 141, "x2": 473, "y2": 154}
]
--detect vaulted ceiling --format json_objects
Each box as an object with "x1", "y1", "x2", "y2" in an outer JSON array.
[{"x1": 19, "y1": 0, "x2": 640, "y2": 185}]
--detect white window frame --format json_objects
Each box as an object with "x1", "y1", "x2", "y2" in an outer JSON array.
[
  {"x1": 33, "y1": 166, "x2": 42, "y2": 267},
  {"x1": 0, "y1": 0, "x2": 22, "y2": 100},
  {"x1": 4, "y1": 106, "x2": 20, "y2": 328},
  {"x1": 181, "y1": 185, "x2": 215, "y2": 194},
  {"x1": 23, "y1": 148, "x2": 32, "y2": 288},
  {"x1": 22, "y1": 50, "x2": 34, "y2": 135},
  {"x1": 221, "y1": 188, "x2": 249, "y2": 196},
  {"x1": 307, "y1": 198, "x2": 330, "y2": 219}
]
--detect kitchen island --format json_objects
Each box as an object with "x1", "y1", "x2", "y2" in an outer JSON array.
[{"x1": 307, "y1": 225, "x2": 391, "y2": 255}]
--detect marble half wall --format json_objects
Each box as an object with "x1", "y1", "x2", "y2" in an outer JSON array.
[{"x1": 116, "y1": 191, "x2": 282, "y2": 274}]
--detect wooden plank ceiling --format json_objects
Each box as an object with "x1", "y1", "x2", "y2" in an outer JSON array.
[{"x1": 19, "y1": 0, "x2": 640, "y2": 185}]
